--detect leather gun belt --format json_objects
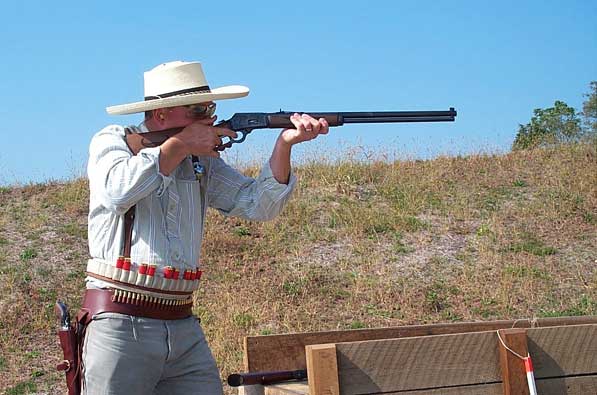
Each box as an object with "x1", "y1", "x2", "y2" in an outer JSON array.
[{"x1": 81, "y1": 289, "x2": 193, "y2": 320}]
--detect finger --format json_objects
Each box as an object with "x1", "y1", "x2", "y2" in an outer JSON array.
[
  {"x1": 300, "y1": 114, "x2": 313, "y2": 130},
  {"x1": 209, "y1": 137, "x2": 222, "y2": 155},
  {"x1": 290, "y1": 113, "x2": 305, "y2": 131},
  {"x1": 301, "y1": 113, "x2": 316, "y2": 122},
  {"x1": 304, "y1": 115, "x2": 321, "y2": 134},
  {"x1": 214, "y1": 135, "x2": 223, "y2": 147},
  {"x1": 299, "y1": 116, "x2": 312, "y2": 132},
  {"x1": 213, "y1": 126, "x2": 238, "y2": 139},
  {"x1": 215, "y1": 141, "x2": 233, "y2": 151},
  {"x1": 319, "y1": 118, "x2": 330, "y2": 134}
]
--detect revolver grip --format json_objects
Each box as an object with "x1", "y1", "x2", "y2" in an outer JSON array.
[{"x1": 55, "y1": 300, "x2": 71, "y2": 329}]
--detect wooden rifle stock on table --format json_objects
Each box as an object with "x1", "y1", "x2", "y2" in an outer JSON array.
[{"x1": 125, "y1": 108, "x2": 457, "y2": 154}]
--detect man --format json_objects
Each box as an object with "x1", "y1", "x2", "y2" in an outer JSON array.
[{"x1": 82, "y1": 61, "x2": 328, "y2": 394}]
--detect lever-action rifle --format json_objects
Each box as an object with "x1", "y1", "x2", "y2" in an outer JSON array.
[{"x1": 125, "y1": 108, "x2": 457, "y2": 155}]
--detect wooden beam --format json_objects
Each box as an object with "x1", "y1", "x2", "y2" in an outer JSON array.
[
  {"x1": 336, "y1": 331, "x2": 502, "y2": 394},
  {"x1": 306, "y1": 344, "x2": 339, "y2": 395},
  {"x1": 260, "y1": 376, "x2": 597, "y2": 395},
  {"x1": 527, "y1": 323, "x2": 597, "y2": 377},
  {"x1": 244, "y1": 316, "x2": 597, "y2": 372},
  {"x1": 256, "y1": 324, "x2": 595, "y2": 395},
  {"x1": 498, "y1": 328, "x2": 530, "y2": 395},
  {"x1": 334, "y1": 324, "x2": 596, "y2": 394},
  {"x1": 381, "y1": 383, "x2": 503, "y2": 394}
]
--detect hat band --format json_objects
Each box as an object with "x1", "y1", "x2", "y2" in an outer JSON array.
[{"x1": 145, "y1": 85, "x2": 211, "y2": 101}]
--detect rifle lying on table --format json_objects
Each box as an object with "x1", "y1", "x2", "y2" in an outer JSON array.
[
  {"x1": 227, "y1": 369, "x2": 308, "y2": 387},
  {"x1": 125, "y1": 108, "x2": 457, "y2": 154}
]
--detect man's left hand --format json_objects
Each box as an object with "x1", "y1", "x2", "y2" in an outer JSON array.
[{"x1": 279, "y1": 113, "x2": 329, "y2": 146}]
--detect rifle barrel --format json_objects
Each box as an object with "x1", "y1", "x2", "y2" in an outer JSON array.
[
  {"x1": 343, "y1": 115, "x2": 455, "y2": 123},
  {"x1": 227, "y1": 369, "x2": 308, "y2": 387},
  {"x1": 340, "y1": 108, "x2": 456, "y2": 123}
]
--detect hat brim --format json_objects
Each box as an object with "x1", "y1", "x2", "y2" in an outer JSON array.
[{"x1": 106, "y1": 85, "x2": 249, "y2": 115}]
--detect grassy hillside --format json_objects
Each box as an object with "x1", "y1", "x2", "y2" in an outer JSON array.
[{"x1": 0, "y1": 143, "x2": 596, "y2": 394}]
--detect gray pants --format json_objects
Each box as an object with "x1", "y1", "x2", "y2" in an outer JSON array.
[{"x1": 82, "y1": 313, "x2": 223, "y2": 395}]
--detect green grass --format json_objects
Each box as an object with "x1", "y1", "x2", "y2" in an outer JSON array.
[
  {"x1": 539, "y1": 295, "x2": 597, "y2": 317},
  {"x1": 19, "y1": 248, "x2": 37, "y2": 261},
  {"x1": 5, "y1": 381, "x2": 37, "y2": 395},
  {"x1": 508, "y1": 237, "x2": 557, "y2": 256},
  {"x1": 61, "y1": 222, "x2": 88, "y2": 238}
]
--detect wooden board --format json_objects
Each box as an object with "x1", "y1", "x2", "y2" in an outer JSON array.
[
  {"x1": 498, "y1": 328, "x2": 530, "y2": 395},
  {"x1": 244, "y1": 316, "x2": 597, "y2": 372},
  {"x1": 261, "y1": 380, "x2": 504, "y2": 395},
  {"x1": 379, "y1": 376, "x2": 597, "y2": 395},
  {"x1": 336, "y1": 330, "x2": 501, "y2": 394},
  {"x1": 527, "y1": 324, "x2": 597, "y2": 377},
  {"x1": 263, "y1": 376, "x2": 597, "y2": 395},
  {"x1": 381, "y1": 383, "x2": 503, "y2": 394},
  {"x1": 306, "y1": 344, "x2": 339, "y2": 395},
  {"x1": 261, "y1": 325, "x2": 596, "y2": 395},
  {"x1": 333, "y1": 324, "x2": 596, "y2": 394}
]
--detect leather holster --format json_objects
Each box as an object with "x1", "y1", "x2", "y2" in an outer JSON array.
[{"x1": 56, "y1": 304, "x2": 92, "y2": 395}]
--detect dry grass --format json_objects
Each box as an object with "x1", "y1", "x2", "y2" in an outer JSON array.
[{"x1": 0, "y1": 143, "x2": 595, "y2": 394}]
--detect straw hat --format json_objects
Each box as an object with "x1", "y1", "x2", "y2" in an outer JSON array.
[{"x1": 106, "y1": 61, "x2": 249, "y2": 115}]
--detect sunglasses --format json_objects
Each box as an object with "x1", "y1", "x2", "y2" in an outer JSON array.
[{"x1": 186, "y1": 103, "x2": 216, "y2": 118}]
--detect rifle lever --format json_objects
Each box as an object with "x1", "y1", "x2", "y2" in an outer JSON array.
[{"x1": 216, "y1": 129, "x2": 253, "y2": 151}]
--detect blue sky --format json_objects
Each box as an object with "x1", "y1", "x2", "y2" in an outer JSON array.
[{"x1": 1, "y1": 0, "x2": 595, "y2": 185}]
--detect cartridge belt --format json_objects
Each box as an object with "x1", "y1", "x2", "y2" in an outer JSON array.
[{"x1": 82, "y1": 288, "x2": 193, "y2": 320}]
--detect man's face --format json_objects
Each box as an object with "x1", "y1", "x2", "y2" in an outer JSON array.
[{"x1": 155, "y1": 102, "x2": 216, "y2": 129}]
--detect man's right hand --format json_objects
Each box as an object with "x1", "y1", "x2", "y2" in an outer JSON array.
[{"x1": 173, "y1": 116, "x2": 238, "y2": 158}]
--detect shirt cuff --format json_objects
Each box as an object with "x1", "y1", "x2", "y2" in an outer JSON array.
[
  {"x1": 258, "y1": 160, "x2": 297, "y2": 191},
  {"x1": 139, "y1": 146, "x2": 173, "y2": 196}
]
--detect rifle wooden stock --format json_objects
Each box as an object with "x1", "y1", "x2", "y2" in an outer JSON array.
[{"x1": 125, "y1": 127, "x2": 183, "y2": 156}]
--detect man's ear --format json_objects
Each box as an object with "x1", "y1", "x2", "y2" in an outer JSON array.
[{"x1": 153, "y1": 108, "x2": 166, "y2": 124}]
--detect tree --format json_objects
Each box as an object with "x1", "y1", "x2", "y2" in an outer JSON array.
[
  {"x1": 512, "y1": 100, "x2": 582, "y2": 150},
  {"x1": 581, "y1": 81, "x2": 597, "y2": 135}
]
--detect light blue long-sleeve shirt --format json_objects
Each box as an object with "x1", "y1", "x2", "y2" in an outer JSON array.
[{"x1": 85, "y1": 124, "x2": 296, "y2": 294}]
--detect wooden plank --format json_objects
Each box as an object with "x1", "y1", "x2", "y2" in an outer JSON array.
[
  {"x1": 334, "y1": 324, "x2": 596, "y2": 394},
  {"x1": 264, "y1": 382, "x2": 308, "y2": 395},
  {"x1": 498, "y1": 328, "x2": 530, "y2": 395},
  {"x1": 306, "y1": 344, "x2": 339, "y2": 395},
  {"x1": 259, "y1": 325, "x2": 596, "y2": 395},
  {"x1": 265, "y1": 375, "x2": 597, "y2": 395},
  {"x1": 336, "y1": 331, "x2": 502, "y2": 394},
  {"x1": 244, "y1": 316, "x2": 597, "y2": 371},
  {"x1": 377, "y1": 376, "x2": 597, "y2": 395},
  {"x1": 381, "y1": 382, "x2": 503, "y2": 394},
  {"x1": 527, "y1": 324, "x2": 597, "y2": 377},
  {"x1": 259, "y1": 376, "x2": 597, "y2": 395},
  {"x1": 535, "y1": 375, "x2": 597, "y2": 395}
]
